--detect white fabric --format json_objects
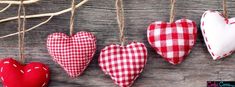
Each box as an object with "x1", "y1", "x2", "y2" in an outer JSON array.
[{"x1": 201, "y1": 10, "x2": 235, "y2": 60}]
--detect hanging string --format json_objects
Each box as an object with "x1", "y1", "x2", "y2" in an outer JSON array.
[
  {"x1": 223, "y1": 0, "x2": 228, "y2": 19},
  {"x1": 21, "y1": 2, "x2": 26, "y2": 63},
  {"x1": 116, "y1": 0, "x2": 125, "y2": 46},
  {"x1": 70, "y1": 0, "x2": 76, "y2": 36},
  {"x1": 17, "y1": 0, "x2": 22, "y2": 62},
  {"x1": 169, "y1": 0, "x2": 176, "y2": 23},
  {"x1": 17, "y1": 0, "x2": 26, "y2": 63}
]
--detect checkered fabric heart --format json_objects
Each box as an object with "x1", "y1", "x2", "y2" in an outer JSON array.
[
  {"x1": 47, "y1": 31, "x2": 96, "y2": 77},
  {"x1": 99, "y1": 42, "x2": 147, "y2": 87},
  {"x1": 147, "y1": 19, "x2": 197, "y2": 65}
]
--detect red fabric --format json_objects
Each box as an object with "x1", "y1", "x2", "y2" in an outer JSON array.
[
  {"x1": 99, "y1": 42, "x2": 147, "y2": 87},
  {"x1": 0, "y1": 58, "x2": 49, "y2": 87},
  {"x1": 147, "y1": 19, "x2": 197, "y2": 65},
  {"x1": 47, "y1": 31, "x2": 96, "y2": 77}
]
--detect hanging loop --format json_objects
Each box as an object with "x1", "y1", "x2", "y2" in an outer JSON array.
[
  {"x1": 116, "y1": 0, "x2": 125, "y2": 46},
  {"x1": 223, "y1": 0, "x2": 228, "y2": 19},
  {"x1": 17, "y1": 0, "x2": 26, "y2": 63},
  {"x1": 169, "y1": 0, "x2": 176, "y2": 23},
  {"x1": 69, "y1": 0, "x2": 76, "y2": 36}
]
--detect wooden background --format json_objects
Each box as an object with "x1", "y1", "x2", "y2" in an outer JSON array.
[{"x1": 0, "y1": 0, "x2": 235, "y2": 87}]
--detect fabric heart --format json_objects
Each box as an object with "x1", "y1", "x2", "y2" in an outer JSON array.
[
  {"x1": 47, "y1": 31, "x2": 96, "y2": 77},
  {"x1": 147, "y1": 19, "x2": 197, "y2": 65},
  {"x1": 201, "y1": 10, "x2": 235, "y2": 60},
  {"x1": 0, "y1": 58, "x2": 49, "y2": 87},
  {"x1": 99, "y1": 42, "x2": 147, "y2": 87}
]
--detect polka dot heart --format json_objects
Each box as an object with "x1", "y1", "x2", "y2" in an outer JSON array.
[{"x1": 0, "y1": 58, "x2": 49, "y2": 87}]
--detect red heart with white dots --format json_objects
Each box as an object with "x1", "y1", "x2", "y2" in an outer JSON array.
[
  {"x1": 99, "y1": 42, "x2": 147, "y2": 87},
  {"x1": 47, "y1": 31, "x2": 96, "y2": 77},
  {"x1": 0, "y1": 58, "x2": 49, "y2": 87},
  {"x1": 147, "y1": 19, "x2": 197, "y2": 65}
]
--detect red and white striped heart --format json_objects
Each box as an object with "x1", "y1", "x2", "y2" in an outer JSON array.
[
  {"x1": 99, "y1": 42, "x2": 147, "y2": 87},
  {"x1": 147, "y1": 19, "x2": 197, "y2": 65},
  {"x1": 201, "y1": 10, "x2": 235, "y2": 60},
  {"x1": 0, "y1": 58, "x2": 49, "y2": 87},
  {"x1": 47, "y1": 31, "x2": 96, "y2": 77}
]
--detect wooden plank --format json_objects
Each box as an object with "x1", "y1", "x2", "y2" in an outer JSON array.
[{"x1": 0, "y1": 0, "x2": 235, "y2": 87}]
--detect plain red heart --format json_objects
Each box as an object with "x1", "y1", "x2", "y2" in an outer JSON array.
[
  {"x1": 147, "y1": 19, "x2": 197, "y2": 65},
  {"x1": 99, "y1": 42, "x2": 147, "y2": 87},
  {"x1": 47, "y1": 31, "x2": 96, "y2": 77},
  {"x1": 0, "y1": 58, "x2": 49, "y2": 87}
]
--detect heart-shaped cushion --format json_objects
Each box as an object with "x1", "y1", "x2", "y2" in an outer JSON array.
[
  {"x1": 0, "y1": 58, "x2": 49, "y2": 87},
  {"x1": 99, "y1": 42, "x2": 147, "y2": 87},
  {"x1": 47, "y1": 31, "x2": 96, "y2": 77},
  {"x1": 201, "y1": 10, "x2": 235, "y2": 60},
  {"x1": 147, "y1": 19, "x2": 197, "y2": 65}
]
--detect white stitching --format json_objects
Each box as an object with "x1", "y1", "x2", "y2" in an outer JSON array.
[
  {"x1": 0, "y1": 67, "x2": 3, "y2": 72},
  {"x1": 42, "y1": 82, "x2": 46, "y2": 87},
  {"x1": 13, "y1": 64, "x2": 17, "y2": 68},
  {"x1": 1, "y1": 77, "x2": 4, "y2": 81},
  {"x1": 3, "y1": 61, "x2": 9, "y2": 64},
  {"x1": 43, "y1": 67, "x2": 47, "y2": 71},
  {"x1": 27, "y1": 69, "x2": 31, "y2": 72},
  {"x1": 20, "y1": 70, "x2": 24, "y2": 74}
]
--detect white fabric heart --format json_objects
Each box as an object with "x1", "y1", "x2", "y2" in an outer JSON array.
[{"x1": 201, "y1": 10, "x2": 235, "y2": 60}]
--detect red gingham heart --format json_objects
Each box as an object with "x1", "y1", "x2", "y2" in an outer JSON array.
[
  {"x1": 99, "y1": 42, "x2": 147, "y2": 87},
  {"x1": 0, "y1": 58, "x2": 49, "y2": 87},
  {"x1": 47, "y1": 31, "x2": 96, "y2": 77},
  {"x1": 147, "y1": 19, "x2": 197, "y2": 65}
]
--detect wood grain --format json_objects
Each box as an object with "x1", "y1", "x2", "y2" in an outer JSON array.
[{"x1": 0, "y1": 0, "x2": 235, "y2": 87}]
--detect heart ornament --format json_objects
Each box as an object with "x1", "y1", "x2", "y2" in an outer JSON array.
[
  {"x1": 201, "y1": 10, "x2": 235, "y2": 60},
  {"x1": 99, "y1": 42, "x2": 147, "y2": 87},
  {"x1": 147, "y1": 19, "x2": 197, "y2": 65},
  {"x1": 0, "y1": 58, "x2": 49, "y2": 87},
  {"x1": 47, "y1": 31, "x2": 96, "y2": 77}
]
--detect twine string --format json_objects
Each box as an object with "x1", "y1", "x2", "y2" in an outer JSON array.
[
  {"x1": 70, "y1": 0, "x2": 76, "y2": 36},
  {"x1": 17, "y1": 0, "x2": 26, "y2": 63},
  {"x1": 169, "y1": 0, "x2": 176, "y2": 23},
  {"x1": 223, "y1": 0, "x2": 228, "y2": 19},
  {"x1": 116, "y1": 0, "x2": 125, "y2": 46}
]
